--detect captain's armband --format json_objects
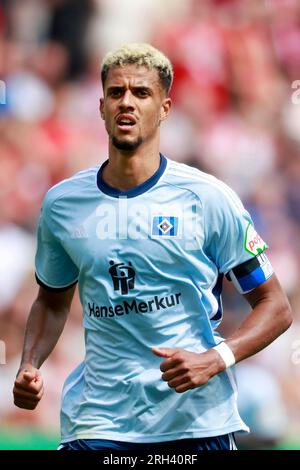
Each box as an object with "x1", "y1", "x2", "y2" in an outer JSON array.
[{"x1": 226, "y1": 253, "x2": 274, "y2": 294}]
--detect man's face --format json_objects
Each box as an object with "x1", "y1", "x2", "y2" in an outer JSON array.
[{"x1": 100, "y1": 65, "x2": 171, "y2": 152}]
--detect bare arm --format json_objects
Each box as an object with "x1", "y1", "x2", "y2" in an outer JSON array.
[
  {"x1": 153, "y1": 275, "x2": 292, "y2": 393},
  {"x1": 13, "y1": 284, "x2": 76, "y2": 409},
  {"x1": 226, "y1": 275, "x2": 292, "y2": 361}
]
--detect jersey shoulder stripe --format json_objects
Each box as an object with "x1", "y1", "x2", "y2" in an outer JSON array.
[
  {"x1": 44, "y1": 166, "x2": 100, "y2": 211},
  {"x1": 166, "y1": 159, "x2": 245, "y2": 214}
]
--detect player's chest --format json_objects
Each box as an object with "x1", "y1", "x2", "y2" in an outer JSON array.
[{"x1": 58, "y1": 196, "x2": 205, "y2": 267}]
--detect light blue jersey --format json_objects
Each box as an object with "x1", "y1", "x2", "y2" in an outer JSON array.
[{"x1": 35, "y1": 155, "x2": 273, "y2": 443}]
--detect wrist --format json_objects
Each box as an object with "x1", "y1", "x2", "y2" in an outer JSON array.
[
  {"x1": 212, "y1": 342, "x2": 236, "y2": 369},
  {"x1": 18, "y1": 361, "x2": 38, "y2": 375},
  {"x1": 204, "y1": 348, "x2": 227, "y2": 377}
]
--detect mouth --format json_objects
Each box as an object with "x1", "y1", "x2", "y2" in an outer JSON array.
[{"x1": 116, "y1": 114, "x2": 137, "y2": 132}]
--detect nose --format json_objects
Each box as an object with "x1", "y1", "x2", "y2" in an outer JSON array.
[{"x1": 119, "y1": 90, "x2": 135, "y2": 110}]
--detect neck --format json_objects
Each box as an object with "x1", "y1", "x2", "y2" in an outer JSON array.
[{"x1": 103, "y1": 141, "x2": 161, "y2": 191}]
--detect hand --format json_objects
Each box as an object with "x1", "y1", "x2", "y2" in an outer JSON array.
[
  {"x1": 13, "y1": 365, "x2": 44, "y2": 410},
  {"x1": 152, "y1": 346, "x2": 225, "y2": 393}
]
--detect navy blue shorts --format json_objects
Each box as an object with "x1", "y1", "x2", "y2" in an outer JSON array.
[{"x1": 58, "y1": 433, "x2": 237, "y2": 451}]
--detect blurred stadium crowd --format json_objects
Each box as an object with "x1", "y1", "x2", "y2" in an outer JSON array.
[{"x1": 1, "y1": 0, "x2": 300, "y2": 449}]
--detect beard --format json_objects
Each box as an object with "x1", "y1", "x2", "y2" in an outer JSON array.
[{"x1": 112, "y1": 136, "x2": 143, "y2": 152}]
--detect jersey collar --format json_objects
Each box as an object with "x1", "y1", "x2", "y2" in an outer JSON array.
[{"x1": 97, "y1": 154, "x2": 167, "y2": 198}]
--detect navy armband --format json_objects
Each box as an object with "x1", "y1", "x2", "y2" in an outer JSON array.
[{"x1": 226, "y1": 253, "x2": 274, "y2": 294}]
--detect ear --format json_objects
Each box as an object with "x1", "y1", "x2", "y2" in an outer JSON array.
[
  {"x1": 160, "y1": 97, "x2": 172, "y2": 122},
  {"x1": 99, "y1": 98, "x2": 105, "y2": 120}
]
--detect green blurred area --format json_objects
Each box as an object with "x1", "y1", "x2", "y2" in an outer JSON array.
[
  {"x1": 273, "y1": 440, "x2": 300, "y2": 451},
  {"x1": 0, "y1": 428, "x2": 59, "y2": 450}
]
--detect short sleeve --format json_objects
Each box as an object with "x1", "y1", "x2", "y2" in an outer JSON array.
[
  {"x1": 203, "y1": 183, "x2": 268, "y2": 275},
  {"x1": 35, "y1": 204, "x2": 79, "y2": 290}
]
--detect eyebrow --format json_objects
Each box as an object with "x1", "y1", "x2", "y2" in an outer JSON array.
[
  {"x1": 107, "y1": 86, "x2": 124, "y2": 91},
  {"x1": 106, "y1": 85, "x2": 153, "y2": 93}
]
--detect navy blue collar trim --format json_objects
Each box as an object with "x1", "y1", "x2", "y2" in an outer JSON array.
[{"x1": 97, "y1": 154, "x2": 167, "y2": 198}]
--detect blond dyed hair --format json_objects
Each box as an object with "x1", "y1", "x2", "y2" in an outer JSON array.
[{"x1": 101, "y1": 43, "x2": 173, "y2": 95}]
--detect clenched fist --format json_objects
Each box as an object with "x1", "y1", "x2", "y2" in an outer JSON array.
[
  {"x1": 13, "y1": 365, "x2": 44, "y2": 410},
  {"x1": 152, "y1": 346, "x2": 225, "y2": 393}
]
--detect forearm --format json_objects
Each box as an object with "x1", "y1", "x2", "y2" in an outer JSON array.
[
  {"x1": 225, "y1": 283, "x2": 292, "y2": 364},
  {"x1": 19, "y1": 297, "x2": 68, "y2": 370}
]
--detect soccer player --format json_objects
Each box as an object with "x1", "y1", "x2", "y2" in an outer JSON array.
[{"x1": 13, "y1": 43, "x2": 292, "y2": 451}]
